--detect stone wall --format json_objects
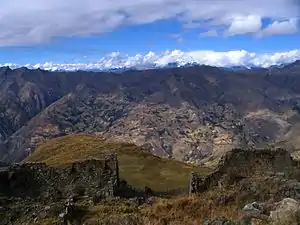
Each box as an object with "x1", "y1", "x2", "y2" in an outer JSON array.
[
  {"x1": 189, "y1": 148, "x2": 294, "y2": 194},
  {"x1": 0, "y1": 154, "x2": 119, "y2": 200},
  {"x1": 217, "y1": 148, "x2": 293, "y2": 173},
  {"x1": 189, "y1": 172, "x2": 203, "y2": 195}
]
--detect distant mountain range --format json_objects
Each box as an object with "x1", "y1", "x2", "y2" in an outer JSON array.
[
  {"x1": 1, "y1": 60, "x2": 300, "y2": 166},
  {"x1": 2, "y1": 59, "x2": 300, "y2": 73}
]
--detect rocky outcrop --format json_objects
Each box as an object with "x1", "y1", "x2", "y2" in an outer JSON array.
[
  {"x1": 0, "y1": 154, "x2": 119, "y2": 200},
  {"x1": 190, "y1": 148, "x2": 295, "y2": 193},
  {"x1": 188, "y1": 148, "x2": 300, "y2": 224},
  {"x1": 242, "y1": 198, "x2": 300, "y2": 224},
  {"x1": 204, "y1": 148, "x2": 293, "y2": 189}
]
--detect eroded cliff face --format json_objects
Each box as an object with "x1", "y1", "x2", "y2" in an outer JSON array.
[{"x1": 0, "y1": 154, "x2": 119, "y2": 200}]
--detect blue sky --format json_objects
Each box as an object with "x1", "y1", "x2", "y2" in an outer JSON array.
[
  {"x1": 0, "y1": 0, "x2": 299, "y2": 69},
  {"x1": 1, "y1": 20, "x2": 300, "y2": 65}
]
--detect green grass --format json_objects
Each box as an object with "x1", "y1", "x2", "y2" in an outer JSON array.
[{"x1": 26, "y1": 134, "x2": 211, "y2": 191}]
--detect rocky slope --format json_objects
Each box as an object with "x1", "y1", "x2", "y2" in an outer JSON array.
[
  {"x1": 3, "y1": 139, "x2": 300, "y2": 225},
  {"x1": 1, "y1": 62, "x2": 300, "y2": 164}
]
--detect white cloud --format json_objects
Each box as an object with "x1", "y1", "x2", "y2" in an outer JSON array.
[
  {"x1": 200, "y1": 29, "x2": 218, "y2": 37},
  {"x1": 2, "y1": 49, "x2": 300, "y2": 71},
  {"x1": 258, "y1": 18, "x2": 298, "y2": 37},
  {"x1": 225, "y1": 15, "x2": 262, "y2": 36},
  {"x1": 0, "y1": 0, "x2": 299, "y2": 46}
]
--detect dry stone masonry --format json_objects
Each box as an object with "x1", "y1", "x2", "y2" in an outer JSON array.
[
  {"x1": 0, "y1": 154, "x2": 120, "y2": 200},
  {"x1": 189, "y1": 148, "x2": 295, "y2": 194},
  {"x1": 189, "y1": 172, "x2": 203, "y2": 195}
]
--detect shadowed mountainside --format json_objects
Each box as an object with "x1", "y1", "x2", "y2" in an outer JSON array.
[{"x1": 1, "y1": 62, "x2": 300, "y2": 165}]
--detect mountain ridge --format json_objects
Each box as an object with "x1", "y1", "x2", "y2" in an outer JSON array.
[
  {"x1": 1, "y1": 61, "x2": 300, "y2": 165},
  {"x1": 1, "y1": 58, "x2": 300, "y2": 73}
]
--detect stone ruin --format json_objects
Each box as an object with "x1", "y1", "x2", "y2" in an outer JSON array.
[
  {"x1": 0, "y1": 154, "x2": 119, "y2": 200},
  {"x1": 189, "y1": 148, "x2": 295, "y2": 195},
  {"x1": 1, "y1": 147, "x2": 296, "y2": 199}
]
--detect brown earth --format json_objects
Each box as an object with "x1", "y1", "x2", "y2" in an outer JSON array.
[{"x1": 1, "y1": 62, "x2": 300, "y2": 164}]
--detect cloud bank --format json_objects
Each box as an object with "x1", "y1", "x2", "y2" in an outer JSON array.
[
  {"x1": 0, "y1": 0, "x2": 299, "y2": 46},
  {"x1": 1, "y1": 49, "x2": 300, "y2": 71}
]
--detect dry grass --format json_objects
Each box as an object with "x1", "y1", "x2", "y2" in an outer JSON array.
[
  {"x1": 39, "y1": 218, "x2": 61, "y2": 225},
  {"x1": 29, "y1": 195, "x2": 300, "y2": 225},
  {"x1": 74, "y1": 188, "x2": 245, "y2": 225},
  {"x1": 139, "y1": 190, "x2": 243, "y2": 225},
  {"x1": 26, "y1": 134, "x2": 211, "y2": 191}
]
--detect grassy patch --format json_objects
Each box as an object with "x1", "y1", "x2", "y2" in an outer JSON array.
[
  {"x1": 81, "y1": 199, "x2": 139, "y2": 218},
  {"x1": 72, "y1": 188, "x2": 244, "y2": 225},
  {"x1": 26, "y1": 134, "x2": 211, "y2": 191}
]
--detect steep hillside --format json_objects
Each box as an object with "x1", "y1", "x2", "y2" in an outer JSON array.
[
  {"x1": 26, "y1": 134, "x2": 211, "y2": 191},
  {"x1": 1, "y1": 62, "x2": 300, "y2": 164},
  {"x1": 5, "y1": 144, "x2": 300, "y2": 225}
]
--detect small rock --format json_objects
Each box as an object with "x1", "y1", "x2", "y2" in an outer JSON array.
[
  {"x1": 242, "y1": 202, "x2": 269, "y2": 222},
  {"x1": 0, "y1": 206, "x2": 7, "y2": 212},
  {"x1": 243, "y1": 202, "x2": 263, "y2": 214}
]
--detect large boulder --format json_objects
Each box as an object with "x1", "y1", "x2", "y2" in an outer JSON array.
[
  {"x1": 242, "y1": 198, "x2": 300, "y2": 224},
  {"x1": 270, "y1": 198, "x2": 300, "y2": 223}
]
